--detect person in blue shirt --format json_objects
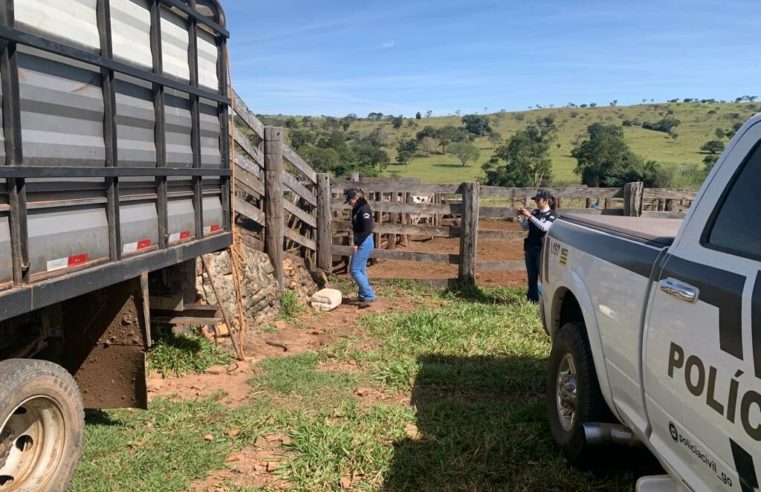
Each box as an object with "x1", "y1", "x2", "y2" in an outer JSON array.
[{"x1": 517, "y1": 189, "x2": 557, "y2": 302}]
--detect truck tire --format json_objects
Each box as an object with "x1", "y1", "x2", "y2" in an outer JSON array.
[
  {"x1": 547, "y1": 322, "x2": 611, "y2": 465},
  {"x1": 0, "y1": 359, "x2": 84, "y2": 492}
]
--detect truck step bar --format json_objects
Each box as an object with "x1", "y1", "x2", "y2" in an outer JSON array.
[{"x1": 583, "y1": 423, "x2": 641, "y2": 447}]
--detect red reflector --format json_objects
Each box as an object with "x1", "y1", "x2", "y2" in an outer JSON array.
[
  {"x1": 180, "y1": 230, "x2": 191, "y2": 239},
  {"x1": 210, "y1": 224, "x2": 221, "y2": 232},
  {"x1": 68, "y1": 254, "x2": 88, "y2": 267},
  {"x1": 137, "y1": 239, "x2": 152, "y2": 250}
]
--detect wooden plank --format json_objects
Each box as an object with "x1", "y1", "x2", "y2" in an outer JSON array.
[
  {"x1": 240, "y1": 231, "x2": 264, "y2": 251},
  {"x1": 234, "y1": 132, "x2": 264, "y2": 167},
  {"x1": 641, "y1": 211, "x2": 687, "y2": 219},
  {"x1": 332, "y1": 220, "x2": 453, "y2": 237},
  {"x1": 264, "y1": 127, "x2": 284, "y2": 287},
  {"x1": 458, "y1": 182, "x2": 479, "y2": 284},
  {"x1": 479, "y1": 206, "x2": 516, "y2": 219},
  {"x1": 283, "y1": 200, "x2": 317, "y2": 228},
  {"x1": 332, "y1": 180, "x2": 460, "y2": 194},
  {"x1": 235, "y1": 167, "x2": 264, "y2": 196},
  {"x1": 643, "y1": 189, "x2": 696, "y2": 200},
  {"x1": 232, "y1": 88, "x2": 264, "y2": 138},
  {"x1": 480, "y1": 185, "x2": 622, "y2": 199},
  {"x1": 234, "y1": 196, "x2": 265, "y2": 225},
  {"x1": 284, "y1": 227, "x2": 317, "y2": 251},
  {"x1": 234, "y1": 153, "x2": 261, "y2": 176},
  {"x1": 316, "y1": 173, "x2": 332, "y2": 271},
  {"x1": 332, "y1": 245, "x2": 459, "y2": 264},
  {"x1": 282, "y1": 171, "x2": 317, "y2": 206},
  {"x1": 477, "y1": 230, "x2": 525, "y2": 241},
  {"x1": 331, "y1": 200, "x2": 455, "y2": 215},
  {"x1": 282, "y1": 144, "x2": 317, "y2": 183},
  {"x1": 476, "y1": 261, "x2": 527, "y2": 271}
]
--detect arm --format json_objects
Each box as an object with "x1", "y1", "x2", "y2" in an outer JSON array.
[
  {"x1": 353, "y1": 207, "x2": 374, "y2": 246},
  {"x1": 529, "y1": 214, "x2": 556, "y2": 232}
]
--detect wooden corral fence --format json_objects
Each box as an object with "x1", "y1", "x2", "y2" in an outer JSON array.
[{"x1": 227, "y1": 106, "x2": 696, "y2": 285}]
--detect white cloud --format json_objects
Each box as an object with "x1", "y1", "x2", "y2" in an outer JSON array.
[{"x1": 380, "y1": 41, "x2": 395, "y2": 49}]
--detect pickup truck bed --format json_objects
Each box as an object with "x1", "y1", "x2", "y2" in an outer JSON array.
[{"x1": 560, "y1": 213, "x2": 682, "y2": 247}]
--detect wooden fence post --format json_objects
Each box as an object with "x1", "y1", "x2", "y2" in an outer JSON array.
[
  {"x1": 264, "y1": 126, "x2": 284, "y2": 287},
  {"x1": 623, "y1": 181, "x2": 644, "y2": 217},
  {"x1": 316, "y1": 173, "x2": 332, "y2": 271},
  {"x1": 458, "y1": 182, "x2": 479, "y2": 284}
]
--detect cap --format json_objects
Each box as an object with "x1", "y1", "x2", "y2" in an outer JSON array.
[
  {"x1": 532, "y1": 189, "x2": 553, "y2": 200},
  {"x1": 343, "y1": 188, "x2": 359, "y2": 204}
]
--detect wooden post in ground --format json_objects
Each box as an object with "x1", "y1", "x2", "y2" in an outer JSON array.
[
  {"x1": 316, "y1": 173, "x2": 332, "y2": 271},
  {"x1": 373, "y1": 191, "x2": 381, "y2": 249},
  {"x1": 623, "y1": 181, "x2": 644, "y2": 217},
  {"x1": 388, "y1": 192, "x2": 399, "y2": 249},
  {"x1": 264, "y1": 126, "x2": 284, "y2": 288},
  {"x1": 665, "y1": 199, "x2": 673, "y2": 212},
  {"x1": 402, "y1": 192, "x2": 409, "y2": 247},
  {"x1": 458, "y1": 182, "x2": 479, "y2": 285}
]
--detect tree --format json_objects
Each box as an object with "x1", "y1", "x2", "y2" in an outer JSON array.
[
  {"x1": 642, "y1": 117, "x2": 680, "y2": 133},
  {"x1": 396, "y1": 139, "x2": 418, "y2": 166},
  {"x1": 367, "y1": 112, "x2": 384, "y2": 121},
  {"x1": 300, "y1": 146, "x2": 340, "y2": 173},
  {"x1": 415, "y1": 126, "x2": 437, "y2": 142},
  {"x1": 461, "y1": 114, "x2": 491, "y2": 136},
  {"x1": 366, "y1": 127, "x2": 391, "y2": 147},
  {"x1": 715, "y1": 128, "x2": 726, "y2": 139},
  {"x1": 340, "y1": 114, "x2": 357, "y2": 131},
  {"x1": 701, "y1": 140, "x2": 725, "y2": 154},
  {"x1": 415, "y1": 111, "x2": 422, "y2": 120},
  {"x1": 446, "y1": 142, "x2": 480, "y2": 167},
  {"x1": 488, "y1": 131, "x2": 502, "y2": 149},
  {"x1": 418, "y1": 136, "x2": 438, "y2": 156},
  {"x1": 425, "y1": 110, "x2": 433, "y2": 119},
  {"x1": 353, "y1": 142, "x2": 390, "y2": 172},
  {"x1": 482, "y1": 124, "x2": 554, "y2": 187},
  {"x1": 288, "y1": 129, "x2": 316, "y2": 150},
  {"x1": 392, "y1": 115, "x2": 404, "y2": 130},
  {"x1": 435, "y1": 125, "x2": 469, "y2": 152},
  {"x1": 571, "y1": 123, "x2": 643, "y2": 187}
]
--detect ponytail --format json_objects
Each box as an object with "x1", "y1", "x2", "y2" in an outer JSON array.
[{"x1": 548, "y1": 198, "x2": 557, "y2": 211}]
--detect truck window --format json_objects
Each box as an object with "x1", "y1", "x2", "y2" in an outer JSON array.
[{"x1": 704, "y1": 142, "x2": 761, "y2": 260}]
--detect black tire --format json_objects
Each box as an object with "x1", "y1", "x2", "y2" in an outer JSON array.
[
  {"x1": 0, "y1": 359, "x2": 84, "y2": 492},
  {"x1": 547, "y1": 322, "x2": 611, "y2": 465}
]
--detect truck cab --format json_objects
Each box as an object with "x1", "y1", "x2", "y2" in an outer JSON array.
[{"x1": 542, "y1": 114, "x2": 761, "y2": 491}]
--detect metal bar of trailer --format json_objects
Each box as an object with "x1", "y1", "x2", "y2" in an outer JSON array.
[
  {"x1": 217, "y1": 28, "x2": 231, "y2": 231},
  {"x1": 188, "y1": 1, "x2": 204, "y2": 241},
  {"x1": 162, "y1": 0, "x2": 229, "y2": 38},
  {"x1": 150, "y1": 0, "x2": 169, "y2": 249},
  {"x1": 0, "y1": 167, "x2": 231, "y2": 178},
  {"x1": 98, "y1": 0, "x2": 121, "y2": 262},
  {"x1": 0, "y1": 0, "x2": 30, "y2": 286},
  {"x1": 0, "y1": 26, "x2": 229, "y2": 105},
  {"x1": 0, "y1": 233, "x2": 232, "y2": 324}
]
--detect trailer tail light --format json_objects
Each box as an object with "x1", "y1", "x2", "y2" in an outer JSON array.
[
  {"x1": 169, "y1": 230, "x2": 192, "y2": 243},
  {"x1": 123, "y1": 239, "x2": 152, "y2": 254},
  {"x1": 47, "y1": 253, "x2": 89, "y2": 272},
  {"x1": 204, "y1": 224, "x2": 221, "y2": 234}
]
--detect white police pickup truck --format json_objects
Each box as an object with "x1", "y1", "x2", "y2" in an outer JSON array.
[{"x1": 541, "y1": 114, "x2": 761, "y2": 492}]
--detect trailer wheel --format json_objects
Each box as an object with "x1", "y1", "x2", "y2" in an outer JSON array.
[
  {"x1": 547, "y1": 323, "x2": 610, "y2": 465},
  {"x1": 0, "y1": 359, "x2": 84, "y2": 492}
]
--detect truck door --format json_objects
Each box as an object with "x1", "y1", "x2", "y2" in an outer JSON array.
[{"x1": 644, "y1": 122, "x2": 761, "y2": 492}]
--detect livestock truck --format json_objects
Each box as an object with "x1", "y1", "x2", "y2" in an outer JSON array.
[{"x1": 0, "y1": 1, "x2": 231, "y2": 489}]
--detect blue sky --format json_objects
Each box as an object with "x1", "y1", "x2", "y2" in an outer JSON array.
[{"x1": 224, "y1": 0, "x2": 761, "y2": 117}]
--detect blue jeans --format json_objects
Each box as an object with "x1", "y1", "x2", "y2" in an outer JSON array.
[
  {"x1": 525, "y1": 247, "x2": 542, "y2": 303},
  {"x1": 350, "y1": 236, "x2": 376, "y2": 301}
]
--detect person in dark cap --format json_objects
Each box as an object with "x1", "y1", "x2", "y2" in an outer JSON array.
[
  {"x1": 344, "y1": 188, "x2": 376, "y2": 306},
  {"x1": 517, "y1": 189, "x2": 557, "y2": 302}
]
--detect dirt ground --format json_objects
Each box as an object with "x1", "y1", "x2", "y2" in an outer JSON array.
[
  {"x1": 146, "y1": 295, "x2": 421, "y2": 491},
  {"x1": 366, "y1": 219, "x2": 528, "y2": 288}
]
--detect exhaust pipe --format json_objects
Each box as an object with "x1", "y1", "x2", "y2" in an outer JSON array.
[{"x1": 583, "y1": 423, "x2": 641, "y2": 447}]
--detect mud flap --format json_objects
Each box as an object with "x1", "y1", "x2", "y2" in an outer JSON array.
[{"x1": 59, "y1": 277, "x2": 148, "y2": 409}]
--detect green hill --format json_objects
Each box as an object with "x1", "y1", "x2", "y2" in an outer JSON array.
[{"x1": 260, "y1": 101, "x2": 759, "y2": 187}]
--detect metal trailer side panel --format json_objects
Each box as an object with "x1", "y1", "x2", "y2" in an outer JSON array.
[
  {"x1": 18, "y1": 46, "x2": 105, "y2": 167},
  {"x1": 110, "y1": 0, "x2": 152, "y2": 70},
  {"x1": 0, "y1": 212, "x2": 11, "y2": 284},
  {"x1": 119, "y1": 200, "x2": 159, "y2": 254},
  {"x1": 15, "y1": 0, "x2": 100, "y2": 51}
]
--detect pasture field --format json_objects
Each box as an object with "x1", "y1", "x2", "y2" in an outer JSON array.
[{"x1": 289, "y1": 102, "x2": 759, "y2": 185}]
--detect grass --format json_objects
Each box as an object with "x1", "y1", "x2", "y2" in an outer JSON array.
[
  {"x1": 75, "y1": 282, "x2": 658, "y2": 491},
  {"x1": 147, "y1": 330, "x2": 232, "y2": 377},
  {"x1": 315, "y1": 102, "x2": 760, "y2": 186},
  {"x1": 278, "y1": 289, "x2": 304, "y2": 320}
]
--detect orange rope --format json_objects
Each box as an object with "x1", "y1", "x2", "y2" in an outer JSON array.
[{"x1": 226, "y1": 46, "x2": 248, "y2": 359}]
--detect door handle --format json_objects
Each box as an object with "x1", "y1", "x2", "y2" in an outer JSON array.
[{"x1": 659, "y1": 278, "x2": 699, "y2": 303}]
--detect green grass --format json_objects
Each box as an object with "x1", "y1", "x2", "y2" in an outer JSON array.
[
  {"x1": 318, "y1": 102, "x2": 759, "y2": 186},
  {"x1": 76, "y1": 283, "x2": 658, "y2": 491},
  {"x1": 146, "y1": 331, "x2": 232, "y2": 377},
  {"x1": 278, "y1": 289, "x2": 304, "y2": 320}
]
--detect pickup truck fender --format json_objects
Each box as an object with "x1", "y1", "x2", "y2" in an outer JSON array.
[{"x1": 546, "y1": 267, "x2": 622, "y2": 423}]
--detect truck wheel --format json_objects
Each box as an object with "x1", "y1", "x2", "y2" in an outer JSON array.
[
  {"x1": 547, "y1": 323, "x2": 610, "y2": 465},
  {"x1": 0, "y1": 359, "x2": 84, "y2": 492}
]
